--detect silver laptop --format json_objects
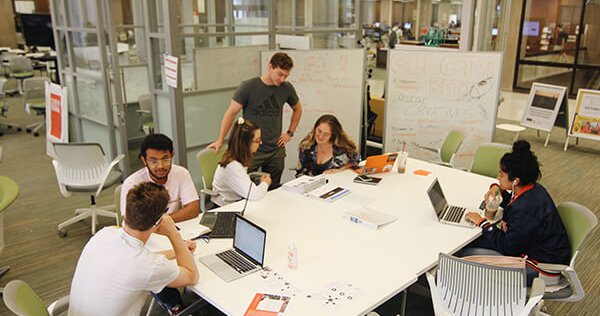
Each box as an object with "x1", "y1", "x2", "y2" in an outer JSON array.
[
  {"x1": 199, "y1": 215, "x2": 266, "y2": 283},
  {"x1": 427, "y1": 178, "x2": 479, "y2": 228}
]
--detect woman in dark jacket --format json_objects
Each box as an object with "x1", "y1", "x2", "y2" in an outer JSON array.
[{"x1": 463, "y1": 140, "x2": 570, "y2": 284}]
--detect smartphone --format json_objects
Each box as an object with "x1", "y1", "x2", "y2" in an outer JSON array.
[
  {"x1": 353, "y1": 175, "x2": 382, "y2": 185},
  {"x1": 355, "y1": 174, "x2": 372, "y2": 182}
]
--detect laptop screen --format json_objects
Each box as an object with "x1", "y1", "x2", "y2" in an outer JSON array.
[
  {"x1": 427, "y1": 179, "x2": 448, "y2": 217},
  {"x1": 233, "y1": 215, "x2": 266, "y2": 265}
]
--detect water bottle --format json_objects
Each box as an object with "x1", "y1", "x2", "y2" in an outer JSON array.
[{"x1": 485, "y1": 194, "x2": 502, "y2": 221}]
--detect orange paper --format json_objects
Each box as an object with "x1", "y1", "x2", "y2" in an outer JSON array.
[{"x1": 413, "y1": 169, "x2": 431, "y2": 176}]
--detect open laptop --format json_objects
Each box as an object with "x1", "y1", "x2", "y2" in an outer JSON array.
[
  {"x1": 427, "y1": 178, "x2": 480, "y2": 228},
  {"x1": 200, "y1": 182, "x2": 252, "y2": 238},
  {"x1": 199, "y1": 215, "x2": 266, "y2": 283},
  {"x1": 357, "y1": 153, "x2": 398, "y2": 175}
]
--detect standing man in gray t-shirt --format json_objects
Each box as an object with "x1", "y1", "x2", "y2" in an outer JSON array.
[{"x1": 209, "y1": 52, "x2": 303, "y2": 189}]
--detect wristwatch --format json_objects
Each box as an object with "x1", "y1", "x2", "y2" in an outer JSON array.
[{"x1": 287, "y1": 130, "x2": 294, "y2": 137}]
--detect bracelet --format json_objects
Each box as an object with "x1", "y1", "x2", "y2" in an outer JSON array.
[{"x1": 287, "y1": 130, "x2": 294, "y2": 137}]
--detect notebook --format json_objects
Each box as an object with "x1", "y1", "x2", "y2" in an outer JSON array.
[
  {"x1": 200, "y1": 182, "x2": 252, "y2": 238},
  {"x1": 199, "y1": 215, "x2": 266, "y2": 283},
  {"x1": 356, "y1": 153, "x2": 398, "y2": 175},
  {"x1": 427, "y1": 178, "x2": 479, "y2": 228}
]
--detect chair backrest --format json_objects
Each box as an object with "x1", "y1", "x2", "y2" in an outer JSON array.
[
  {"x1": 440, "y1": 130, "x2": 464, "y2": 164},
  {"x1": 2, "y1": 279, "x2": 50, "y2": 316},
  {"x1": 52, "y1": 143, "x2": 109, "y2": 187},
  {"x1": 557, "y1": 202, "x2": 597, "y2": 261},
  {"x1": 469, "y1": 142, "x2": 511, "y2": 178},
  {"x1": 433, "y1": 253, "x2": 528, "y2": 316},
  {"x1": 9, "y1": 56, "x2": 33, "y2": 73},
  {"x1": 196, "y1": 147, "x2": 226, "y2": 191},
  {"x1": 138, "y1": 94, "x2": 152, "y2": 112},
  {"x1": 114, "y1": 184, "x2": 123, "y2": 227},
  {"x1": 0, "y1": 175, "x2": 20, "y2": 253},
  {"x1": 370, "y1": 97, "x2": 385, "y2": 137},
  {"x1": 23, "y1": 77, "x2": 50, "y2": 106},
  {"x1": 0, "y1": 175, "x2": 20, "y2": 212}
]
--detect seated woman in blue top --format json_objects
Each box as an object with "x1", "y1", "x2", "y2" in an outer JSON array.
[
  {"x1": 296, "y1": 114, "x2": 360, "y2": 176},
  {"x1": 463, "y1": 140, "x2": 570, "y2": 285},
  {"x1": 212, "y1": 118, "x2": 272, "y2": 206}
]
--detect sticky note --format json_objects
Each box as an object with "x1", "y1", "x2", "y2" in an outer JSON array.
[{"x1": 413, "y1": 169, "x2": 431, "y2": 176}]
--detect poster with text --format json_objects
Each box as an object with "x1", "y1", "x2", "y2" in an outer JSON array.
[
  {"x1": 45, "y1": 82, "x2": 68, "y2": 158},
  {"x1": 568, "y1": 89, "x2": 600, "y2": 140},
  {"x1": 520, "y1": 83, "x2": 567, "y2": 132}
]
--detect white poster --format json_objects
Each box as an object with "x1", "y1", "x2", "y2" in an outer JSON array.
[
  {"x1": 45, "y1": 82, "x2": 68, "y2": 158},
  {"x1": 164, "y1": 54, "x2": 179, "y2": 88},
  {"x1": 520, "y1": 83, "x2": 567, "y2": 132}
]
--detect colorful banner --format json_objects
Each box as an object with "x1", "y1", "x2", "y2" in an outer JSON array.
[
  {"x1": 569, "y1": 89, "x2": 600, "y2": 139},
  {"x1": 45, "y1": 82, "x2": 68, "y2": 157}
]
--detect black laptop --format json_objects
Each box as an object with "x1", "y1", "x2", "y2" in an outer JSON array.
[{"x1": 200, "y1": 183, "x2": 252, "y2": 238}]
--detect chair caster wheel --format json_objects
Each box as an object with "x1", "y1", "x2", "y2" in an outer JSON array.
[
  {"x1": 58, "y1": 229, "x2": 68, "y2": 237},
  {"x1": 17, "y1": 127, "x2": 22, "y2": 132},
  {"x1": 33, "y1": 132, "x2": 39, "y2": 137},
  {"x1": 8, "y1": 126, "x2": 12, "y2": 129},
  {"x1": 26, "y1": 129, "x2": 32, "y2": 133}
]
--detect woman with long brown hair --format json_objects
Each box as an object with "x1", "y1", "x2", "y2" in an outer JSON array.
[
  {"x1": 296, "y1": 114, "x2": 360, "y2": 176},
  {"x1": 212, "y1": 118, "x2": 271, "y2": 206}
]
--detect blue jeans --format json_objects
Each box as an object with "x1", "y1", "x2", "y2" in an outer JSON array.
[{"x1": 457, "y1": 247, "x2": 539, "y2": 286}]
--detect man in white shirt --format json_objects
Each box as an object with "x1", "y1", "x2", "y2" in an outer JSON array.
[
  {"x1": 121, "y1": 133, "x2": 199, "y2": 222},
  {"x1": 69, "y1": 182, "x2": 199, "y2": 316}
]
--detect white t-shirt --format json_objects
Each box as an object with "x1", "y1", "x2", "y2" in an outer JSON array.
[
  {"x1": 120, "y1": 165, "x2": 199, "y2": 216},
  {"x1": 212, "y1": 160, "x2": 268, "y2": 206},
  {"x1": 68, "y1": 227, "x2": 179, "y2": 316}
]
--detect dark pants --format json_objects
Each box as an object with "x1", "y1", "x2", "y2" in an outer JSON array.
[
  {"x1": 152, "y1": 287, "x2": 183, "y2": 311},
  {"x1": 249, "y1": 146, "x2": 286, "y2": 190}
]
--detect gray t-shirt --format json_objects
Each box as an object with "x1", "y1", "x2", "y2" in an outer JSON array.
[{"x1": 233, "y1": 77, "x2": 299, "y2": 150}]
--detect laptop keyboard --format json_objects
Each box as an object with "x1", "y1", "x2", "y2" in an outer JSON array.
[
  {"x1": 216, "y1": 249, "x2": 256, "y2": 273},
  {"x1": 445, "y1": 205, "x2": 467, "y2": 223},
  {"x1": 212, "y1": 212, "x2": 237, "y2": 236}
]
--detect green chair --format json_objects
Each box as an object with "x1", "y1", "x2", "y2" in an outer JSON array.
[
  {"x1": 0, "y1": 175, "x2": 19, "y2": 278},
  {"x1": 8, "y1": 56, "x2": 34, "y2": 95},
  {"x1": 136, "y1": 94, "x2": 154, "y2": 135},
  {"x1": 535, "y1": 202, "x2": 598, "y2": 302},
  {"x1": 2, "y1": 279, "x2": 69, "y2": 316},
  {"x1": 416, "y1": 130, "x2": 465, "y2": 167},
  {"x1": 469, "y1": 142, "x2": 511, "y2": 178},
  {"x1": 196, "y1": 147, "x2": 226, "y2": 213},
  {"x1": 23, "y1": 77, "x2": 50, "y2": 137}
]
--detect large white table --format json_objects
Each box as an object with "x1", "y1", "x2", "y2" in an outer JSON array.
[{"x1": 161, "y1": 158, "x2": 496, "y2": 315}]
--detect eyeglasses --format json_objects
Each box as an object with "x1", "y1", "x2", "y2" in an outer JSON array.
[
  {"x1": 315, "y1": 129, "x2": 331, "y2": 137},
  {"x1": 146, "y1": 157, "x2": 172, "y2": 166}
]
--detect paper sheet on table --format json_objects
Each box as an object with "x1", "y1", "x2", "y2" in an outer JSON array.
[{"x1": 145, "y1": 220, "x2": 210, "y2": 252}]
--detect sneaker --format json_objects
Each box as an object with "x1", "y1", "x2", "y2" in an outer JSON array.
[{"x1": 168, "y1": 304, "x2": 184, "y2": 316}]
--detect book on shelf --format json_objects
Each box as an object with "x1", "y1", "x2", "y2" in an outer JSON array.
[
  {"x1": 282, "y1": 175, "x2": 327, "y2": 194},
  {"x1": 343, "y1": 209, "x2": 397, "y2": 230}
]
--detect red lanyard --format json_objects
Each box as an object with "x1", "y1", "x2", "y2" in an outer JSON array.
[{"x1": 508, "y1": 183, "x2": 534, "y2": 206}]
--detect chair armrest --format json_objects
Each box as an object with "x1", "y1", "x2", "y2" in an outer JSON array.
[
  {"x1": 136, "y1": 109, "x2": 151, "y2": 115},
  {"x1": 534, "y1": 262, "x2": 569, "y2": 273},
  {"x1": 414, "y1": 143, "x2": 440, "y2": 155},
  {"x1": 47, "y1": 295, "x2": 70, "y2": 316},
  {"x1": 200, "y1": 189, "x2": 219, "y2": 213},
  {"x1": 95, "y1": 154, "x2": 125, "y2": 197}
]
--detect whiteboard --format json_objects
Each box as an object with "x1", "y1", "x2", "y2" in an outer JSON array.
[
  {"x1": 384, "y1": 50, "x2": 502, "y2": 169},
  {"x1": 261, "y1": 50, "x2": 365, "y2": 182},
  {"x1": 194, "y1": 45, "x2": 268, "y2": 91}
]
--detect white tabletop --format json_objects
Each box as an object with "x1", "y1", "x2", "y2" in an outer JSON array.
[{"x1": 161, "y1": 158, "x2": 496, "y2": 315}]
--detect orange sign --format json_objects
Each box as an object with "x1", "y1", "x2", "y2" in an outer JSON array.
[{"x1": 49, "y1": 92, "x2": 62, "y2": 139}]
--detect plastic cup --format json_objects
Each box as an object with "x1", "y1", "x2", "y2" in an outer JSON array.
[
  {"x1": 397, "y1": 152, "x2": 408, "y2": 173},
  {"x1": 484, "y1": 207, "x2": 497, "y2": 221}
]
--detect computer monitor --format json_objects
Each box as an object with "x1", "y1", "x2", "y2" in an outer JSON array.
[{"x1": 19, "y1": 13, "x2": 55, "y2": 50}]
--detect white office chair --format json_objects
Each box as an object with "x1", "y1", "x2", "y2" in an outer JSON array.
[
  {"x1": 426, "y1": 253, "x2": 545, "y2": 316},
  {"x1": 52, "y1": 143, "x2": 124, "y2": 237},
  {"x1": 23, "y1": 77, "x2": 50, "y2": 137}
]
